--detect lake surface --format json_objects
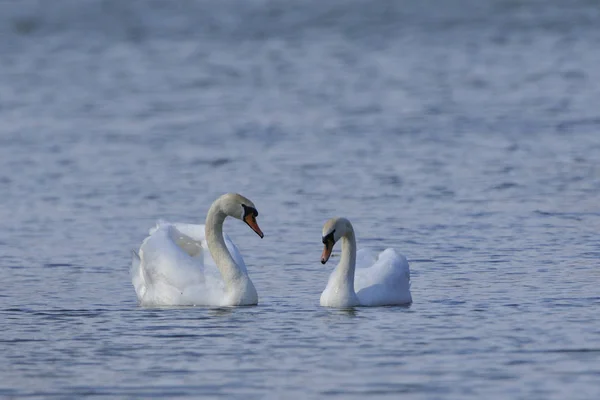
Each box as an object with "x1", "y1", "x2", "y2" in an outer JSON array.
[{"x1": 1, "y1": 0, "x2": 599, "y2": 398}]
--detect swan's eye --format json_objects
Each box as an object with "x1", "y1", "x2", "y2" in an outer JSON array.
[
  {"x1": 322, "y1": 230, "x2": 335, "y2": 245},
  {"x1": 242, "y1": 204, "x2": 258, "y2": 219}
]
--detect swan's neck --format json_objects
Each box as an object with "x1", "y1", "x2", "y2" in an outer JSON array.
[
  {"x1": 321, "y1": 226, "x2": 359, "y2": 307},
  {"x1": 205, "y1": 205, "x2": 244, "y2": 287},
  {"x1": 335, "y1": 227, "x2": 357, "y2": 291}
]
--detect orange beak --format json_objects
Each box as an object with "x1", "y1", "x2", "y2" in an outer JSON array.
[
  {"x1": 244, "y1": 215, "x2": 264, "y2": 238},
  {"x1": 321, "y1": 241, "x2": 333, "y2": 264}
]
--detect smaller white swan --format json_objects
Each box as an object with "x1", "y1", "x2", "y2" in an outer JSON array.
[
  {"x1": 131, "y1": 193, "x2": 264, "y2": 307},
  {"x1": 319, "y1": 217, "x2": 412, "y2": 308}
]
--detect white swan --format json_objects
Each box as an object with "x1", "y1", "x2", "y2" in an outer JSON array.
[
  {"x1": 319, "y1": 217, "x2": 412, "y2": 308},
  {"x1": 131, "y1": 193, "x2": 264, "y2": 307}
]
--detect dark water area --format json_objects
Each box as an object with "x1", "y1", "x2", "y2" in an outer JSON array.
[{"x1": 1, "y1": 0, "x2": 599, "y2": 398}]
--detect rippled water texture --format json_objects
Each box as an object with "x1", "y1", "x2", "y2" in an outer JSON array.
[{"x1": 1, "y1": 0, "x2": 599, "y2": 398}]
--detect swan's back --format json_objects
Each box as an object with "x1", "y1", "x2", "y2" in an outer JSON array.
[{"x1": 354, "y1": 248, "x2": 412, "y2": 306}]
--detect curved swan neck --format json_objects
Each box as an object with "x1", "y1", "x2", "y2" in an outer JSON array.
[
  {"x1": 205, "y1": 201, "x2": 244, "y2": 285},
  {"x1": 320, "y1": 219, "x2": 359, "y2": 307},
  {"x1": 337, "y1": 224, "x2": 357, "y2": 287}
]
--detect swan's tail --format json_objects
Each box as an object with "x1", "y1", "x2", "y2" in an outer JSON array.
[{"x1": 130, "y1": 249, "x2": 147, "y2": 301}]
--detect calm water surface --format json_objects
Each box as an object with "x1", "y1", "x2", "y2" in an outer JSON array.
[{"x1": 1, "y1": 0, "x2": 599, "y2": 398}]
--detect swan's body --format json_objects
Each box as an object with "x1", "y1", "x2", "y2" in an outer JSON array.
[
  {"x1": 320, "y1": 218, "x2": 412, "y2": 308},
  {"x1": 131, "y1": 193, "x2": 264, "y2": 307}
]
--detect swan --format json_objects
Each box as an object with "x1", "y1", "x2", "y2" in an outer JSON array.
[
  {"x1": 131, "y1": 193, "x2": 264, "y2": 307},
  {"x1": 319, "y1": 217, "x2": 412, "y2": 308}
]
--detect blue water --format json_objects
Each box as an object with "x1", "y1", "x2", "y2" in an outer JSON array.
[{"x1": 1, "y1": 0, "x2": 599, "y2": 398}]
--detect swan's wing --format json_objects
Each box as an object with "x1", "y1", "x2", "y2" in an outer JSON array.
[
  {"x1": 171, "y1": 226, "x2": 246, "y2": 305},
  {"x1": 130, "y1": 250, "x2": 146, "y2": 300},
  {"x1": 355, "y1": 248, "x2": 412, "y2": 306},
  {"x1": 356, "y1": 248, "x2": 377, "y2": 269},
  {"x1": 168, "y1": 222, "x2": 206, "y2": 241},
  {"x1": 169, "y1": 222, "x2": 206, "y2": 256},
  {"x1": 379, "y1": 248, "x2": 410, "y2": 284},
  {"x1": 135, "y1": 222, "x2": 207, "y2": 303},
  {"x1": 169, "y1": 222, "x2": 247, "y2": 274},
  {"x1": 169, "y1": 223, "x2": 219, "y2": 277},
  {"x1": 354, "y1": 248, "x2": 410, "y2": 291}
]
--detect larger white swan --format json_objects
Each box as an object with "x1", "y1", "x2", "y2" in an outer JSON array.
[
  {"x1": 319, "y1": 217, "x2": 412, "y2": 308},
  {"x1": 131, "y1": 193, "x2": 264, "y2": 307}
]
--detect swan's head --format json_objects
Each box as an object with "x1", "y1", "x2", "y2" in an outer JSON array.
[
  {"x1": 219, "y1": 193, "x2": 264, "y2": 238},
  {"x1": 321, "y1": 217, "x2": 351, "y2": 264}
]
